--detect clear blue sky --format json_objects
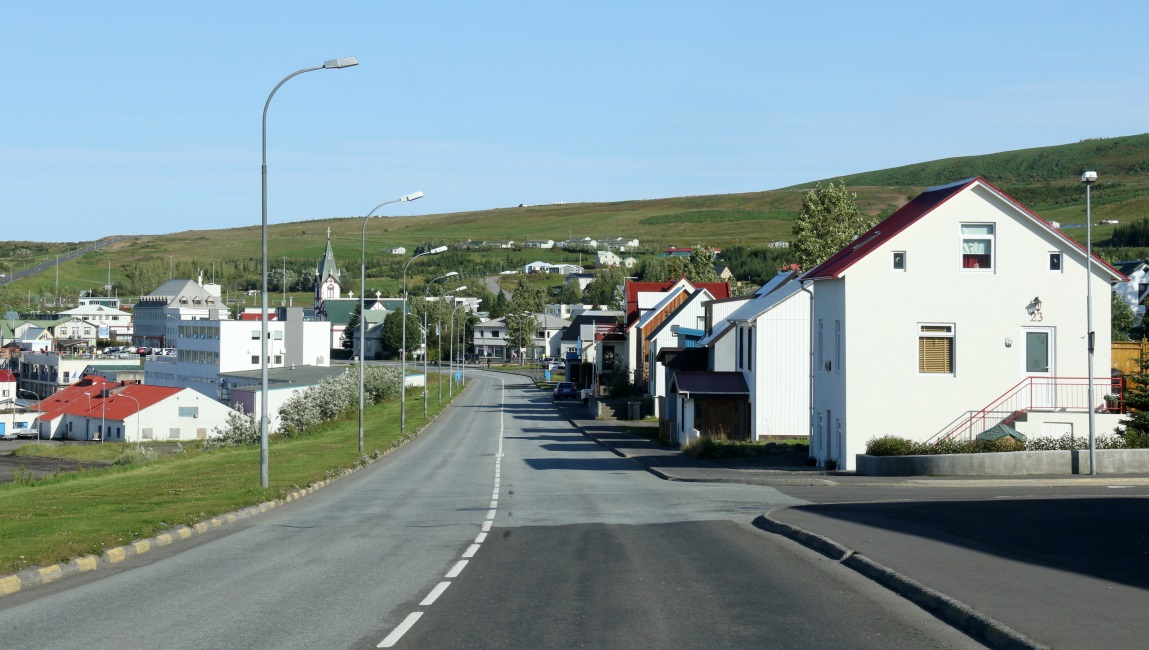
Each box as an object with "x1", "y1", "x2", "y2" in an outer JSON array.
[{"x1": 3, "y1": 1, "x2": 1147, "y2": 242}]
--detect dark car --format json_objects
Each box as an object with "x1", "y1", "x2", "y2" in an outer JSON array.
[{"x1": 553, "y1": 382, "x2": 578, "y2": 400}]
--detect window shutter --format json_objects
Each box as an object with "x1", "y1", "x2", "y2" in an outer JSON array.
[{"x1": 918, "y1": 337, "x2": 952, "y2": 373}]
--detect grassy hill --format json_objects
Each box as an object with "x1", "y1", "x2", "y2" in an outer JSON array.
[{"x1": 3, "y1": 133, "x2": 1148, "y2": 309}]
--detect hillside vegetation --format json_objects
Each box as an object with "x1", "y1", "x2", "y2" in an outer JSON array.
[{"x1": 3, "y1": 133, "x2": 1148, "y2": 308}]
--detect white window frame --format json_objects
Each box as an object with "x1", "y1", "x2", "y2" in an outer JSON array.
[
  {"x1": 918, "y1": 323, "x2": 955, "y2": 376},
  {"x1": 960, "y1": 223, "x2": 995, "y2": 271},
  {"x1": 1049, "y1": 251, "x2": 1063, "y2": 272}
]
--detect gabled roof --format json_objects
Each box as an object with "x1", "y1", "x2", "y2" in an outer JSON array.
[
  {"x1": 802, "y1": 177, "x2": 1126, "y2": 282},
  {"x1": 647, "y1": 289, "x2": 715, "y2": 341},
  {"x1": 1115, "y1": 260, "x2": 1149, "y2": 277},
  {"x1": 726, "y1": 277, "x2": 805, "y2": 324},
  {"x1": 671, "y1": 370, "x2": 749, "y2": 396},
  {"x1": 35, "y1": 376, "x2": 181, "y2": 422},
  {"x1": 624, "y1": 278, "x2": 732, "y2": 325},
  {"x1": 561, "y1": 312, "x2": 622, "y2": 342},
  {"x1": 0, "y1": 369, "x2": 15, "y2": 382}
]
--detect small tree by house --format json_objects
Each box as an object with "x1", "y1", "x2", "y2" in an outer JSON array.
[
  {"x1": 791, "y1": 179, "x2": 875, "y2": 269},
  {"x1": 1119, "y1": 353, "x2": 1149, "y2": 447}
]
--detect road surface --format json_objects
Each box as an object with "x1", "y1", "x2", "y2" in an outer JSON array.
[{"x1": 0, "y1": 372, "x2": 978, "y2": 649}]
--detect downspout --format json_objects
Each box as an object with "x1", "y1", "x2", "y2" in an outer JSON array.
[{"x1": 800, "y1": 280, "x2": 816, "y2": 463}]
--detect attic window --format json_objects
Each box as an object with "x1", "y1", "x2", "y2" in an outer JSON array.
[
  {"x1": 961, "y1": 224, "x2": 994, "y2": 270},
  {"x1": 1049, "y1": 252, "x2": 1062, "y2": 272}
]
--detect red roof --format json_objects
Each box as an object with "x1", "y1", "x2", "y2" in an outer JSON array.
[
  {"x1": 36, "y1": 376, "x2": 180, "y2": 422},
  {"x1": 803, "y1": 177, "x2": 1126, "y2": 282},
  {"x1": 624, "y1": 278, "x2": 732, "y2": 325},
  {"x1": 0, "y1": 369, "x2": 15, "y2": 383},
  {"x1": 239, "y1": 312, "x2": 277, "y2": 321}
]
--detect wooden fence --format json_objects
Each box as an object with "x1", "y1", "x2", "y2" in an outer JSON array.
[{"x1": 1113, "y1": 339, "x2": 1149, "y2": 378}]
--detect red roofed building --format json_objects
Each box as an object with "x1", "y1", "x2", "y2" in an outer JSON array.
[
  {"x1": 801, "y1": 177, "x2": 1125, "y2": 471},
  {"x1": 593, "y1": 278, "x2": 732, "y2": 392},
  {"x1": 0, "y1": 369, "x2": 15, "y2": 401},
  {"x1": 33, "y1": 375, "x2": 234, "y2": 442}
]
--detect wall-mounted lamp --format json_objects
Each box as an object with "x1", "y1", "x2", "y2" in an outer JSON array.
[{"x1": 1027, "y1": 296, "x2": 1043, "y2": 316}]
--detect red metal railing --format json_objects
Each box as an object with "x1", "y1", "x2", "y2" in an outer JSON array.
[{"x1": 928, "y1": 376, "x2": 1124, "y2": 445}]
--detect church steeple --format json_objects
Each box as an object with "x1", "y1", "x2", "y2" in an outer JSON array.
[{"x1": 315, "y1": 227, "x2": 343, "y2": 306}]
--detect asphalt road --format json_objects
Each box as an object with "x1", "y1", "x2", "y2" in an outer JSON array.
[{"x1": 0, "y1": 372, "x2": 981, "y2": 649}]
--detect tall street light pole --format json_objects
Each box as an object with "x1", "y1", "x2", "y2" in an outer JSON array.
[
  {"x1": 401, "y1": 245, "x2": 448, "y2": 433},
  {"x1": 423, "y1": 273, "x2": 459, "y2": 419},
  {"x1": 359, "y1": 192, "x2": 424, "y2": 453},
  {"x1": 260, "y1": 56, "x2": 358, "y2": 489},
  {"x1": 1083, "y1": 170, "x2": 1098, "y2": 475},
  {"x1": 119, "y1": 392, "x2": 142, "y2": 451},
  {"x1": 437, "y1": 289, "x2": 466, "y2": 406}
]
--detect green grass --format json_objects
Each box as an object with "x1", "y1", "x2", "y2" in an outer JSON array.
[{"x1": 0, "y1": 388, "x2": 454, "y2": 574}]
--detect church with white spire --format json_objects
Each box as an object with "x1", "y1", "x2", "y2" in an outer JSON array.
[{"x1": 315, "y1": 227, "x2": 343, "y2": 307}]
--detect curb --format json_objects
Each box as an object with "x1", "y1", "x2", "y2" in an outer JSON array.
[
  {"x1": 753, "y1": 511, "x2": 1050, "y2": 650},
  {"x1": 0, "y1": 400, "x2": 454, "y2": 599}
]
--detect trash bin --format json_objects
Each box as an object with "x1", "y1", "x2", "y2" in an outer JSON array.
[{"x1": 627, "y1": 401, "x2": 641, "y2": 420}]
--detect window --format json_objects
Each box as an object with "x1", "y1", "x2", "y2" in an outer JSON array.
[
  {"x1": 251, "y1": 355, "x2": 259, "y2": 364},
  {"x1": 918, "y1": 324, "x2": 955, "y2": 374},
  {"x1": 273, "y1": 331, "x2": 283, "y2": 340},
  {"x1": 178, "y1": 406, "x2": 199, "y2": 418},
  {"x1": 834, "y1": 320, "x2": 841, "y2": 374},
  {"x1": 251, "y1": 330, "x2": 259, "y2": 340},
  {"x1": 961, "y1": 224, "x2": 994, "y2": 269},
  {"x1": 1049, "y1": 252, "x2": 1062, "y2": 272},
  {"x1": 817, "y1": 320, "x2": 824, "y2": 370},
  {"x1": 892, "y1": 251, "x2": 906, "y2": 271}
]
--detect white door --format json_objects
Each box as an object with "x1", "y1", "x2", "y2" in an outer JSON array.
[{"x1": 1023, "y1": 328, "x2": 1054, "y2": 408}]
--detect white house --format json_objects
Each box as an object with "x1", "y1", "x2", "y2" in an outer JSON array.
[
  {"x1": 523, "y1": 240, "x2": 555, "y2": 249},
  {"x1": 60, "y1": 304, "x2": 133, "y2": 343},
  {"x1": 802, "y1": 177, "x2": 1125, "y2": 470},
  {"x1": 1113, "y1": 260, "x2": 1149, "y2": 317},
  {"x1": 389, "y1": 246, "x2": 407, "y2": 255},
  {"x1": 596, "y1": 251, "x2": 621, "y2": 268},
  {"x1": 18, "y1": 351, "x2": 139, "y2": 399},
  {"x1": 32, "y1": 375, "x2": 234, "y2": 442}
]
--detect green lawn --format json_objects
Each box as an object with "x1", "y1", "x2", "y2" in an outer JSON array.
[{"x1": 0, "y1": 387, "x2": 454, "y2": 574}]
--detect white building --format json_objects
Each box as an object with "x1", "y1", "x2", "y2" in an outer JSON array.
[
  {"x1": 473, "y1": 314, "x2": 570, "y2": 361},
  {"x1": 595, "y1": 251, "x2": 621, "y2": 268},
  {"x1": 18, "y1": 352, "x2": 140, "y2": 399},
  {"x1": 132, "y1": 277, "x2": 226, "y2": 348},
  {"x1": 1113, "y1": 260, "x2": 1149, "y2": 317},
  {"x1": 60, "y1": 304, "x2": 133, "y2": 343},
  {"x1": 144, "y1": 308, "x2": 331, "y2": 399},
  {"x1": 802, "y1": 177, "x2": 1124, "y2": 470},
  {"x1": 32, "y1": 375, "x2": 233, "y2": 442}
]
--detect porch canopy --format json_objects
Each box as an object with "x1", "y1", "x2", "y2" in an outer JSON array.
[{"x1": 670, "y1": 370, "x2": 749, "y2": 397}]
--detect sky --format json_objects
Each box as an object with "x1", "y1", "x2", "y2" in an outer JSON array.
[{"x1": 3, "y1": 1, "x2": 1147, "y2": 242}]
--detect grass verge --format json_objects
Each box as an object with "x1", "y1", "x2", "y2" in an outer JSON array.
[{"x1": 0, "y1": 389, "x2": 453, "y2": 575}]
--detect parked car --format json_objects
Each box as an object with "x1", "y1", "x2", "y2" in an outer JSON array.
[
  {"x1": 136, "y1": 347, "x2": 152, "y2": 356},
  {"x1": 553, "y1": 382, "x2": 578, "y2": 400},
  {"x1": 104, "y1": 346, "x2": 121, "y2": 354}
]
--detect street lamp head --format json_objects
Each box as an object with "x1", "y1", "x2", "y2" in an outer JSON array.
[
  {"x1": 430, "y1": 245, "x2": 449, "y2": 254},
  {"x1": 444, "y1": 271, "x2": 459, "y2": 278},
  {"x1": 1081, "y1": 171, "x2": 1098, "y2": 184},
  {"x1": 401, "y1": 191, "x2": 424, "y2": 202},
  {"x1": 323, "y1": 56, "x2": 359, "y2": 69},
  {"x1": 451, "y1": 285, "x2": 468, "y2": 292}
]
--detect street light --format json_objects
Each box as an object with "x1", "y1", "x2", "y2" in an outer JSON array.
[
  {"x1": 259, "y1": 56, "x2": 358, "y2": 489},
  {"x1": 423, "y1": 272, "x2": 459, "y2": 419},
  {"x1": 359, "y1": 192, "x2": 424, "y2": 453},
  {"x1": 401, "y1": 245, "x2": 448, "y2": 433},
  {"x1": 1083, "y1": 170, "x2": 1098, "y2": 475},
  {"x1": 118, "y1": 392, "x2": 142, "y2": 451},
  {"x1": 438, "y1": 286, "x2": 466, "y2": 406},
  {"x1": 16, "y1": 388, "x2": 41, "y2": 444}
]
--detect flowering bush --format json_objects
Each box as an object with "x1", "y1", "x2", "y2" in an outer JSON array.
[
  {"x1": 205, "y1": 405, "x2": 260, "y2": 448},
  {"x1": 278, "y1": 366, "x2": 404, "y2": 437}
]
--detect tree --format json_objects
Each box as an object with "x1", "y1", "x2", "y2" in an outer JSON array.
[
  {"x1": 557, "y1": 281, "x2": 583, "y2": 305},
  {"x1": 1119, "y1": 353, "x2": 1149, "y2": 447},
  {"x1": 1112, "y1": 292, "x2": 1139, "y2": 342},
  {"x1": 791, "y1": 179, "x2": 875, "y2": 269},
  {"x1": 489, "y1": 291, "x2": 508, "y2": 318},
  {"x1": 381, "y1": 310, "x2": 422, "y2": 359},
  {"x1": 509, "y1": 278, "x2": 546, "y2": 314},
  {"x1": 684, "y1": 245, "x2": 719, "y2": 282},
  {"x1": 342, "y1": 303, "x2": 362, "y2": 351},
  {"x1": 584, "y1": 267, "x2": 624, "y2": 310}
]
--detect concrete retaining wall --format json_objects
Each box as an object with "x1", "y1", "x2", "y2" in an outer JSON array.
[{"x1": 856, "y1": 448, "x2": 1149, "y2": 476}]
